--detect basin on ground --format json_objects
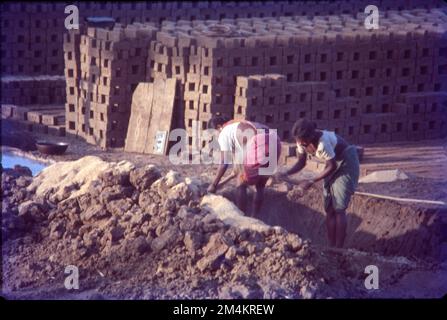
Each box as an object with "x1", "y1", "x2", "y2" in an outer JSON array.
[{"x1": 36, "y1": 141, "x2": 68, "y2": 155}]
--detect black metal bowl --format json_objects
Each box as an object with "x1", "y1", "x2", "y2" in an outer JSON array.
[{"x1": 36, "y1": 141, "x2": 68, "y2": 155}]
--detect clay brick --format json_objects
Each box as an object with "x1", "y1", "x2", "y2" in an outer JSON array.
[
  {"x1": 344, "y1": 123, "x2": 360, "y2": 144},
  {"x1": 406, "y1": 117, "x2": 427, "y2": 141},
  {"x1": 278, "y1": 107, "x2": 297, "y2": 123},
  {"x1": 330, "y1": 102, "x2": 347, "y2": 120},
  {"x1": 311, "y1": 104, "x2": 329, "y2": 121},
  {"x1": 298, "y1": 64, "x2": 316, "y2": 82},
  {"x1": 312, "y1": 89, "x2": 335, "y2": 104},
  {"x1": 326, "y1": 120, "x2": 346, "y2": 136},
  {"x1": 47, "y1": 125, "x2": 66, "y2": 137}
]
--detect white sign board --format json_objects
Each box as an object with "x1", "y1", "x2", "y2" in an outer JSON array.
[{"x1": 153, "y1": 130, "x2": 168, "y2": 155}]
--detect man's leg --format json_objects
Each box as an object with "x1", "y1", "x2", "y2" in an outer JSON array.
[
  {"x1": 335, "y1": 209, "x2": 347, "y2": 248},
  {"x1": 325, "y1": 206, "x2": 337, "y2": 247},
  {"x1": 253, "y1": 177, "x2": 268, "y2": 217},
  {"x1": 236, "y1": 182, "x2": 248, "y2": 214}
]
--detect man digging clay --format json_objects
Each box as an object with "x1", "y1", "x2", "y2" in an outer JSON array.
[
  {"x1": 275, "y1": 119, "x2": 360, "y2": 248},
  {"x1": 207, "y1": 114, "x2": 281, "y2": 217}
]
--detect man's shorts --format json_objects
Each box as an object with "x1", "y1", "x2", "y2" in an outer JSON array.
[{"x1": 240, "y1": 131, "x2": 281, "y2": 186}]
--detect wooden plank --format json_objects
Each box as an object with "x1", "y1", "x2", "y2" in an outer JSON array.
[
  {"x1": 143, "y1": 78, "x2": 177, "y2": 155},
  {"x1": 124, "y1": 83, "x2": 154, "y2": 153},
  {"x1": 125, "y1": 78, "x2": 177, "y2": 154}
]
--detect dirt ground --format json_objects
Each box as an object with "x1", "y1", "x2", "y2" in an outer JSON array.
[
  {"x1": 24, "y1": 130, "x2": 447, "y2": 203},
  {"x1": 1, "y1": 130, "x2": 447, "y2": 299}
]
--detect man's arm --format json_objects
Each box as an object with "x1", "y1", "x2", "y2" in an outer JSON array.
[
  {"x1": 295, "y1": 158, "x2": 337, "y2": 191},
  {"x1": 307, "y1": 158, "x2": 337, "y2": 185},
  {"x1": 286, "y1": 153, "x2": 307, "y2": 175},
  {"x1": 208, "y1": 151, "x2": 230, "y2": 192}
]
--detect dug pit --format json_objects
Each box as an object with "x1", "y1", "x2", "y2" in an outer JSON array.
[{"x1": 220, "y1": 185, "x2": 447, "y2": 262}]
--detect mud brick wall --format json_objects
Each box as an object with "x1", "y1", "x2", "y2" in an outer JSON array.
[
  {"x1": 234, "y1": 75, "x2": 336, "y2": 141},
  {"x1": 1, "y1": 1, "x2": 446, "y2": 77},
  {"x1": 1, "y1": 75, "x2": 66, "y2": 106},
  {"x1": 64, "y1": 24, "x2": 155, "y2": 148},
  {"x1": 64, "y1": 28, "x2": 83, "y2": 137},
  {"x1": 226, "y1": 11, "x2": 447, "y2": 144},
  {"x1": 0, "y1": 3, "x2": 66, "y2": 75},
  {"x1": 63, "y1": 7, "x2": 447, "y2": 149}
]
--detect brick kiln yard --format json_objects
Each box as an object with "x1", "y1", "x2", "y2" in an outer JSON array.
[
  {"x1": 1, "y1": 126, "x2": 447, "y2": 299},
  {"x1": 2, "y1": 1, "x2": 447, "y2": 300}
]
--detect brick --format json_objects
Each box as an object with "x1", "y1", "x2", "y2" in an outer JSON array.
[
  {"x1": 48, "y1": 125, "x2": 66, "y2": 137},
  {"x1": 298, "y1": 64, "x2": 316, "y2": 82},
  {"x1": 407, "y1": 117, "x2": 427, "y2": 141},
  {"x1": 326, "y1": 120, "x2": 346, "y2": 136},
  {"x1": 344, "y1": 123, "x2": 360, "y2": 144},
  {"x1": 311, "y1": 104, "x2": 329, "y2": 121}
]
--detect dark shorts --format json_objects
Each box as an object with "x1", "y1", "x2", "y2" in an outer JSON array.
[{"x1": 323, "y1": 145, "x2": 360, "y2": 212}]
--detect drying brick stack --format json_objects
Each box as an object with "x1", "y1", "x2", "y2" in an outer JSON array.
[
  {"x1": 61, "y1": 6, "x2": 447, "y2": 150},
  {"x1": 63, "y1": 28, "x2": 83, "y2": 137},
  {"x1": 64, "y1": 24, "x2": 156, "y2": 148},
  {"x1": 234, "y1": 75, "x2": 338, "y2": 141},
  {"x1": 0, "y1": 2, "x2": 66, "y2": 76},
  {"x1": 1, "y1": 1, "x2": 445, "y2": 77},
  {"x1": 1, "y1": 76, "x2": 65, "y2": 106}
]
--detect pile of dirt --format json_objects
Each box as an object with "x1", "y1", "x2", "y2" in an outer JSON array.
[
  {"x1": 2, "y1": 159, "x2": 332, "y2": 299},
  {"x1": 2, "y1": 157, "x2": 446, "y2": 299},
  {"x1": 27, "y1": 156, "x2": 135, "y2": 202}
]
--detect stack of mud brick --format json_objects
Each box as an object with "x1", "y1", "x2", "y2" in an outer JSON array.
[
  {"x1": 147, "y1": 31, "x2": 195, "y2": 131},
  {"x1": 63, "y1": 27, "x2": 83, "y2": 137},
  {"x1": 0, "y1": 2, "x2": 66, "y2": 75},
  {"x1": 1, "y1": 75, "x2": 66, "y2": 138},
  {"x1": 181, "y1": 35, "x2": 271, "y2": 144},
  {"x1": 234, "y1": 74, "x2": 286, "y2": 128},
  {"x1": 196, "y1": 37, "x2": 246, "y2": 130},
  {"x1": 1, "y1": 76, "x2": 65, "y2": 106},
  {"x1": 352, "y1": 11, "x2": 447, "y2": 143},
  {"x1": 2, "y1": 0, "x2": 445, "y2": 76},
  {"x1": 65, "y1": 24, "x2": 156, "y2": 148},
  {"x1": 61, "y1": 6, "x2": 447, "y2": 149},
  {"x1": 234, "y1": 75, "x2": 336, "y2": 141},
  {"x1": 2, "y1": 103, "x2": 66, "y2": 137},
  {"x1": 228, "y1": 8, "x2": 447, "y2": 144},
  {"x1": 182, "y1": 36, "x2": 201, "y2": 146},
  {"x1": 396, "y1": 20, "x2": 447, "y2": 141}
]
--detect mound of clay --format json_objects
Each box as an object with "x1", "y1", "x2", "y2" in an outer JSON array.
[
  {"x1": 359, "y1": 169, "x2": 409, "y2": 183},
  {"x1": 2, "y1": 158, "x2": 446, "y2": 299},
  {"x1": 201, "y1": 194, "x2": 270, "y2": 232},
  {"x1": 2, "y1": 157, "x2": 327, "y2": 299},
  {"x1": 27, "y1": 156, "x2": 135, "y2": 202}
]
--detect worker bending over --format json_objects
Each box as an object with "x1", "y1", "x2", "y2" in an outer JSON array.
[
  {"x1": 276, "y1": 119, "x2": 359, "y2": 248},
  {"x1": 207, "y1": 115, "x2": 281, "y2": 217}
]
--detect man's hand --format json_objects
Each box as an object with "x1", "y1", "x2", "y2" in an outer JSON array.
[
  {"x1": 207, "y1": 184, "x2": 217, "y2": 194},
  {"x1": 273, "y1": 169, "x2": 288, "y2": 182}
]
